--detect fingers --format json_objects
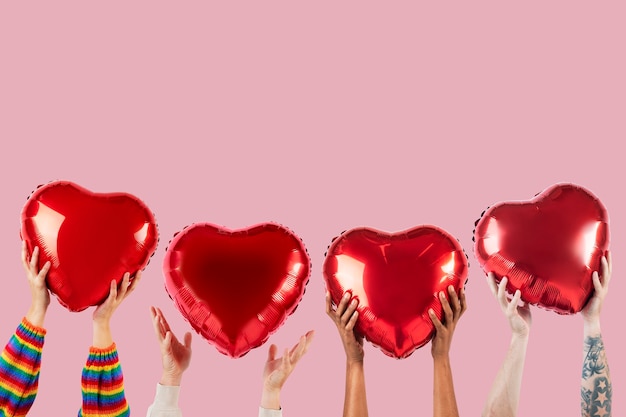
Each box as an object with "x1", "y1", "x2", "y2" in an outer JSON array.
[
  {"x1": 108, "y1": 279, "x2": 118, "y2": 302},
  {"x1": 116, "y1": 273, "x2": 131, "y2": 301},
  {"x1": 268, "y1": 344, "x2": 278, "y2": 362},
  {"x1": 38, "y1": 261, "x2": 51, "y2": 282},
  {"x1": 507, "y1": 290, "x2": 522, "y2": 316},
  {"x1": 486, "y1": 272, "x2": 498, "y2": 296},
  {"x1": 606, "y1": 251, "x2": 612, "y2": 275},
  {"x1": 183, "y1": 332, "x2": 192, "y2": 349},
  {"x1": 335, "y1": 292, "x2": 351, "y2": 321},
  {"x1": 29, "y1": 246, "x2": 40, "y2": 272},
  {"x1": 429, "y1": 308, "x2": 443, "y2": 333},
  {"x1": 496, "y1": 277, "x2": 510, "y2": 310},
  {"x1": 459, "y1": 286, "x2": 468, "y2": 315},
  {"x1": 150, "y1": 306, "x2": 166, "y2": 342},
  {"x1": 325, "y1": 291, "x2": 332, "y2": 317},
  {"x1": 447, "y1": 285, "x2": 462, "y2": 320},
  {"x1": 591, "y1": 271, "x2": 603, "y2": 294},
  {"x1": 600, "y1": 256, "x2": 612, "y2": 288},
  {"x1": 439, "y1": 290, "x2": 453, "y2": 325},
  {"x1": 163, "y1": 331, "x2": 173, "y2": 350},
  {"x1": 282, "y1": 347, "x2": 291, "y2": 369},
  {"x1": 21, "y1": 241, "x2": 29, "y2": 270},
  {"x1": 126, "y1": 270, "x2": 142, "y2": 295},
  {"x1": 345, "y1": 307, "x2": 359, "y2": 331},
  {"x1": 289, "y1": 335, "x2": 307, "y2": 363}
]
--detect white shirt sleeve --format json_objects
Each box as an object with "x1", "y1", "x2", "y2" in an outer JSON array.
[
  {"x1": 258, "y1": 407, "x2": 283, "y2": 417},
  {"x1": 146, "y1": 384, "x2": 183, "y2": 417}
]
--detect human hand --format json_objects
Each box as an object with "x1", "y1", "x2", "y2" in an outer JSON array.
[
  {"x1": 581, "y1": 253, "x2": 612, "y2": 329},
  {"x1": 487, "y1": 273, "x2": 532, "y2": 339},
  {"x1": 23, "y1": 243, "x2": 51, "y2": 327},
  {"x1": 261, "y1": 331, "x2": 314, "y2": 410},
  {"x1": 93, "y1": 271, "x2": 141, "y2": 324},
  {"x1": 150, "y1": 306, "x2": 192, "y2": 386},
  {"x1": 325, "y1": 291, "x2": 364, "y2": 364},
  {"x1": 263, "y1": 331, "x2": 314, "y2": 392},
  {"x1": 429, "y1": 285, "x2": 467, "y2": 359}
]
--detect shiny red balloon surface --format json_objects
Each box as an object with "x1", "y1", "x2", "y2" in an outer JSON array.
[
  {"x1": 163, "y1": 223, "x2": 310, "y2": 358},
  {"x1": 20, "y1": 181, "x2": 158, "y2": 311},
  {"x1": 474, "y1": 183, "x2": 609, "y2": 314},
  {"x1": 324, "y1": 226, "x2": 468, "y2": 359}
]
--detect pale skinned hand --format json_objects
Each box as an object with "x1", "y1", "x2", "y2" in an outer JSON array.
[
  {"x1": 93, "y1": 271, "x2": 141, "y2": 325},
  {"x1": 487, "y1": 273, "x2": 532, "y2": 338},
  {"x1": 581, "y1": 253, "x2": 612, "y2": 326},
  {"x1": 22, "y1": 243, "x2": 51, "y2": 327},
  {"x1": 150, "y1": 306, "x2": 192, "y2": 386},
  {"x1": 429, "y1": 285, "x2": 467, "y2": 359},
  {"x1": 263, "y1": 331, "x2": 314, "y2": 393},
  {"x1": 326, "y1": 291, "x2": 364, "y2": 364}
]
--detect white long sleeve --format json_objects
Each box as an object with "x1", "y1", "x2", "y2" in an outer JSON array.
[
  {"x1": 259, "y1": 407, "x2": 283, "y2": 417},
  {"x1": 146, "y1": 384, "x2": 182, "y2": 417}
]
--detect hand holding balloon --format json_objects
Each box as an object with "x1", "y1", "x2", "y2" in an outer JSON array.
[
  {"x1": 150, "y1": 306, "x2": 192, "y2": 387},
  {"x1": 429, "y1": 285, "x2": 467, "y2": 359},
  {"x1": 261, "y1": 331, "x2": 314, "y2": 410},
  {"x1": 581, "y1": 253, "x2": 612, "y2": 335},
  {"x1": 487, "y1": 273, "x2": 532, "y2": 339},
  {"x1": 23, "y1": 244, "x2": 51, "y2": 328},
  {"x1": 325, "y1": 291, "x2": 364, "y2": 364},
  {"x1": 92, "y1": 272, "x2": 141, "y2": 348}
]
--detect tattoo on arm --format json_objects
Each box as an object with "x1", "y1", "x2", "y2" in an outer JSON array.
[{"x1": 581, "y1": 336, "x2": 612, "y2": 417}]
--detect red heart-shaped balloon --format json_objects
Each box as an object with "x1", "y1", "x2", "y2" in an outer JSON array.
[
  {"x1": 20, "y1": 181, "x2": 159, "y2": 311},
  {"x1": 473, "y1": 183, "x2": 609, "y2": 314},
  {"x1": 323, "y1": 226, "x2": 468, "y2": 359},
  {"x1": 163, "y1": 223, "x2": 310, "y2": 358}
]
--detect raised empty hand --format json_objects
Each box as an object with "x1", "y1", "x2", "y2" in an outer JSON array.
[{"x1": 150, "y1": 306, "x2": 192, "y2": 386}]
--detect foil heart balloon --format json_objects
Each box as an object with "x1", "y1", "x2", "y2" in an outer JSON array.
[
  {"x1": 163, "y1": 223, "x2": 310, "y2": 358},
  {"x1": 473, "y1": 183, "x2": 609, "y2": 314},
  {"x1": 20, "y1": 181, "x2": 158, "y2": 311},
  {"x1": 323, "y1": 226, "x2": 468, "y2": 359}
]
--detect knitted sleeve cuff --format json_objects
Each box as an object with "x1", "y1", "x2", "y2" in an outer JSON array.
[
  {"x1": 85, "y1": 343, "x2": 119, "y2": 367},
  {"x1": 16, "y1": 318, "x2": 46, "y2": 349}
]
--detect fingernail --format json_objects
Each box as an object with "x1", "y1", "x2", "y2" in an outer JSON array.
[
  {"x1": 350, "y1": 299, "x2": 357, "y2": 305},
  {"x1": 343, "y1": 293, "x2": 350, "y2": 299}
]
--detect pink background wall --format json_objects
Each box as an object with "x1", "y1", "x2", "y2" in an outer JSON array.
[{"x1": 1, "y1": 2, "x2": 624, "y2": 416}]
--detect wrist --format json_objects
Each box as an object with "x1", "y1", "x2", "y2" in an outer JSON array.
[
  {"x1": 26, "y1": 305, "x2": 47, "y2": 328},
  {"x1": 432, "y1": 351, "x2": 451, "y2": 361},
  {"x1": 260, "y1": 387, "x2": 281, "y2": 410},
  {"x1": 160, "y1": 372, "x2": 183, "y2": 387},
  {"x1": 583, "y1": 319, "x2": 601, "y2": 336}
]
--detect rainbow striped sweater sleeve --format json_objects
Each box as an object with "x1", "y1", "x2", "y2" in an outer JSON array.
[
  {"x1": 0, "y1": 318, "x2": 46, "y2": 417},
  {"x1": 78, "y1": 344, "x2": 130, "y2": 417}
]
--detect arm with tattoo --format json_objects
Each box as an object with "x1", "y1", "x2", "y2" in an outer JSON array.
[
  {"x1": 580, "y1": 254, "x2": 612, "y2": 417},
  {"x1": 581, "y1": 336, "x2": 611, "y2": 417}
]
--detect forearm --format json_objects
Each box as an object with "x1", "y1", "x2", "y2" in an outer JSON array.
[
  {"x1": 0, "y1": 319, "x2": 46, "y2": 417},
  {"x1": 25, "y1": 304, "x2": 47, "y2": 329},
  {"x1": 80, "y1": 344, "x2": 129, "y2": 417},
  {"x1": 93, "y1": 321, "x2": 113, "y2": 349},
  {"x1": 260, "y1": 387, "x2": 281, "y2": 411},
  {"x1": 482, "y1": 334, "x2": 528, "y2": 417},
  {"x1": 344, "y1": 361, "x2": 368, "y2": 417},
  {"x1": 581, "y1": 320, "x2": 611, "y2": 417},
  {"x1": 433, "y1": 355, "x2": 459, "y2": 417}
]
